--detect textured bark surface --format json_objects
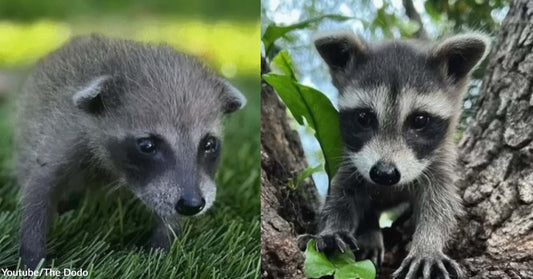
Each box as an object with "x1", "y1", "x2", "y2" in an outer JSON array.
[
  {"x1": 260, "y1": 58, "x2": 321, "y2": 279},
  {"x1": 449, "y1": 0, "x2": 533, "y2": 277}
]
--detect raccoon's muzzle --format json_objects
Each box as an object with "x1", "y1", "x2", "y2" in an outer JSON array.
[{"x1": 369, "y1": 161, "x2": 400, "y2": 186}]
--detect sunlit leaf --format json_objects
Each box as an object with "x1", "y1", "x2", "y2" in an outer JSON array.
[
  {"x1": 335, "y1": 260, "x2": 376, "y2": 279},
  {"x1": 292, "y1": 165, "x2": 322, "y2": 190},
  {"x1": 399, "y1": 20, "x2": 420, "y2": 37},
  {"x1": 261, "y1": 14, "x2": 352, "y2": 54},
  {"x1": 271, "y1": 50, "x2": 296, "y2": 80},
  {"x1": 304, "y1": 240, "x2": 376, "y2": 279},
  {"x1": 263, "y1": 69, "x2": 342, "y2": 181},
  {"x1": 424, "y1": 1, "x2": 442, "y2": 22},
  {"x1": 304, "y1": 240, "x2": 335, "y2": 278}
]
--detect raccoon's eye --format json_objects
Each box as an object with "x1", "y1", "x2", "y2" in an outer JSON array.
[
  {"x1": 411, "y1": 114, "x2": 430, "y2": 130},
  {"x1": 202, "y1": 136, "x2": 220, "y2": 154},
  {"x1": 137, "y1": 138, "x2": 157, "y2": 154},
  {"x1": 357, "y1": 111, "x2": 373, "y2": 128}
]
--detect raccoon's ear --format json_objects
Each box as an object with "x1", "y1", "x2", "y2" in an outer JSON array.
[
  {"x1": 72, "y1": 75, "x2": 120, "y2": 114},
  {"x1": 430, "y1": 33, "x2": 490, "y2": 83},
  {"x1": 314, "y1": 31, "x2": 368, "y2": 71},
  {"x1": 221, "y1": 80, "x2": 246, "y2": 114}
]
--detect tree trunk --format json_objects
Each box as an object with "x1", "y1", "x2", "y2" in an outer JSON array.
[
  {"x1": 449, "y1": 0, "x2": 533, "y2": 277},
  {"x1": 260, "y1": 58, "x2": 321, "y2": 278}
]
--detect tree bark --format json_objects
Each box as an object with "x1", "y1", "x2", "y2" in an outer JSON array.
[
  {"x1": 260, "y1": 58, "x2": 321, "y2": 278},
  {"x1": 449, "y1": 0, "x2": 533, "y2": 278}
]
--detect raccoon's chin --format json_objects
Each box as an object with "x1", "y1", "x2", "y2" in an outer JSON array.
[{"x1": 159, "y1": 213, "x2": 180, "y2": 224}]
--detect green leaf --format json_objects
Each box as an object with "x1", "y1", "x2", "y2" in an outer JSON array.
[
  {"x1": 264, "y1": 50, "x2": 342, "y2": 182},
  {"x1": 262, "y1": 14, "x2": 352, "y2": 54},
  {"x1": 293, "y1": 165, "x2": 323, "y2": 189},
  {"x1": 399, "y1": 20, "x2": 420, "y2": 37},
  {"x1": 271, "y1": 50, "x2": 297, "y2": 80},
  {"x1": 335, "y1": 260, "x2": 376, "y2": 279},
  {"x1": 304, "y1": 240, "x2": 335, "y2": 278},
  {"x1": 262, "y1": 73, "x2": 342, "y2": 181},
  {"x1": 424, "y1": 1, "x2": 442, "y2": 22},
  {"x1": 303, "y1": 240, "x2": 376, "y2": 279},
  {"x1": 329, "y1": 249, "x2": 357, "y2": 267}
]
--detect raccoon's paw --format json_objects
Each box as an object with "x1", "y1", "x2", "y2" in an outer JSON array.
[
  {"x1": 297, "y1": 234, "x2": 315, "y2": 251},
  {"x1": 146, "y1": 233, "x2": 171, "y2": 252},
  {"x1": 297, "y1": 232, "x2": 358, "y2": 256},
  {"x1": 392, "y1": 251, "x2": 464, "y2": 279},
  {"x1": 20, "y1": 245, "x2": 45, "y2": 270},
  {"x1": 354, "y1": 230, "x2": 384, "y2": 267}
]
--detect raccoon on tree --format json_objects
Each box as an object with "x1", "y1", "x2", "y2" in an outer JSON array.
[
  {"x1": 16, "y1": 34, "x2": 245, "y2": 269},
  {"x1": 300, "y1": 31, "x2": 489, "y2": 279}
]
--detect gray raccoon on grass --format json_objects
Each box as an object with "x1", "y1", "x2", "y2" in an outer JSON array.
[{"x1": 16, "y1": 34, "x2": 245, "y2": 269}]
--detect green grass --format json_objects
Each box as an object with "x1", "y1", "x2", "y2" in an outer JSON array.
[{"x1": 0, "y1": 75, "x2": 260, "y2": 278}]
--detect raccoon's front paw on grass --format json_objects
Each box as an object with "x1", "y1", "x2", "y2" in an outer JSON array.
[
  {"x1": 392, "y1": 251, "x2": 463, "y2": 279},
  {"x1": 20, "y1": 245, "x2": 45, "y2": 270},
  {"x1": 297, "y1": 232, "x2": 358, "y2": 256},
  {"x1": 146, "y1": 234, "x2": 172, "y2": 253}
]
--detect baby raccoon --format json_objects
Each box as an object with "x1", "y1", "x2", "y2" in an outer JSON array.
[
  {"x1": 16, "y1": 35, "x2": 245, "y2": 269},
  {"x1": 303, "y1": 31, "x2": 489, "y2": 279}
]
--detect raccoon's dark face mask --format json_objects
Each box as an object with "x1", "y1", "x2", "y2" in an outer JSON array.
[
  {"x1": 103, "y1": 132, "x2": 221, "y2": 218},
  {"x1": 314, "y1": 32, "x2": 488, "y2": 186},
  {"x1": 71, "y1": 74, "x2": 246, "y2": 218}
]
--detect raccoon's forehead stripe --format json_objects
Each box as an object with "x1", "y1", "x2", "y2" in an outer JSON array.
[
  {"x1": 338, "y1": 85, "x2": 389, "y2": 118},
  {"x1": 399, "y1": 89, "x2": 455, "y2": 119},
  {"x1": 338, "y1": 86, "x2": 376, "y2": 110}
]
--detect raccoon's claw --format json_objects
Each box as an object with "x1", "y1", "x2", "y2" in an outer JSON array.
[
  {"x1": 297, "y1": 234, "x2": 315, "y2": 251},
  {"x1": 393, "y1": 252, "x2": 464, "y2": 279},
  {"x1": 354, "y1": 230, "x2": 384, "y2": 267},
  {"x1": 297, "y1": 232, "x2": 358, "y2": 256}
]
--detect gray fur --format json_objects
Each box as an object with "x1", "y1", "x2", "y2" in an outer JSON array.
[
  {"x1": 307, "y1": 31, "x2": 489, "y2": 279},
  {"x1": 16, "y1": 34, "x2": 245, "y2": 269}
]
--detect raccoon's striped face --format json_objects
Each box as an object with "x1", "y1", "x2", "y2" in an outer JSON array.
[
  {"x1": 73, "y1": 70, "x2": 246, "y2": 219},
  {"x1": 314, "y1": 31, "x2": 488, "y2": 186},
  {"x1": 338, "y1": 86, "x2": 454, "y2": 186},
  {"x1": 105, "y1": 128, "x2": 223, "y2": 219}
]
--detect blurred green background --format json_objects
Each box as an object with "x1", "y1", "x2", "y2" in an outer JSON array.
[{"x1": 0, "y1": 1, "x2": 260, "y2": 278}]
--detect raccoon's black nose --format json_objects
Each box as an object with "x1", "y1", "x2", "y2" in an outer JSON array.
[
  {"x1": 370, "y1": 162, "x2": 401, "y2": 186},
  {"x1": 175, "y1": 196, "x2": 206, "y2": 216}
]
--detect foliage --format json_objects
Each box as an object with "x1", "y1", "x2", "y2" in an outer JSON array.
[
  {"x1": 0, "y1": 19, "x2": 259, "y2": 78},
  {"x1": 0, "y1": 0, "x2": 258, "y2": 21},
  {"x1": 0, "y1": 21, "x2": 71, "y2": 68},
  {"x1": 263, "y1": 50, "x2": 342, "y2": 183},
  {"x1": 370, "y1": 6, "x2": 420, "y2": 38},
  {"x1": 0, "y1": 76, "x2": 260, "y2": 278},
  {"x1": 262, "y1": 14, "x2": 351, "y2": 56},
  {"x1": 304, "y1": 240, "x2": 376, "y2": 279},
  {"x1": 288, "y1": 165, "x2": 322, "y2": 190},
  {"x1": 425, "y1": 0, "x2": 508, "y2": 33}
]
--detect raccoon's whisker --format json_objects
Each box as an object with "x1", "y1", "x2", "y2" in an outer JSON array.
[{"x1": 345, "y1": 167, "x2": 363, "y2": 182}]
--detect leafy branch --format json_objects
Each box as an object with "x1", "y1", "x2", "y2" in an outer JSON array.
[{"x1": 262, "y1": 50, "x2": 342, "y2": 183}]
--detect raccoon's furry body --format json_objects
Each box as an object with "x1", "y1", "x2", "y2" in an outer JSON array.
[
  {"x1": 16, "y1": 35, "x2": 245, "y2": 269},
  {"x1": 303, "y1": 31, "x2": 489, "y2": 279}
]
